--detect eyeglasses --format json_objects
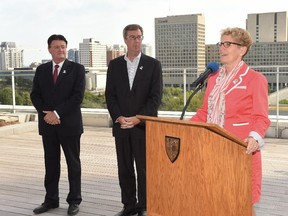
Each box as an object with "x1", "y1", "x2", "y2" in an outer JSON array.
[
  {"x1": 50, "y1": 45, "x2": 67, "y2": 50},
  {"x1": 216, "y1": 41, "x2": 242, "y2": 48},
  {"x1": 126, "y1": 35, "x2": 144, "y2": 41}
]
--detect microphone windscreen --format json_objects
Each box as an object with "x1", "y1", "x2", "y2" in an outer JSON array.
[{"x1": 207, "y1": 62, "x2": 219, "y2": 73}]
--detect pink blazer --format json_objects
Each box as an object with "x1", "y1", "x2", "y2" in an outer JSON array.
[{"x1": 190, "y1": 62, "x2": 270, "y2": 141}]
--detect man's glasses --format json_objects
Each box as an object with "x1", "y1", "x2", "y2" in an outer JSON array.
[
  {"x1": 127, "y1": 35, "x2": 144, "y2": 41},
  {"x1": 216, "y1": 41, "x2": 242, "y2": 48},
  {"x1": 50, "y1": 45, "x2": 67, "y2": 50}
]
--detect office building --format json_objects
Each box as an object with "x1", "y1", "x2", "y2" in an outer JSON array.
[
  {"x1": 246, "y1": 11, "x2": 288, "y2": 43},
  {"x1": 142, "y1": 44, "x2": 153, "y2": 57},
  {"x1": 68, "y1": 48, "x2": 79, "y2": 63},
  {"x1": 247, "y1": 11, "x2": 288, "y2": 90},
  {"x1": 0, "y1": 42, "x2": 23, "y2": 70},
  {"x1": 79, "y1": 38, "x2": 107, "y2": 68},
  {"x1": 155, "y1": 14, "x2": 206, "y2": 89},
  {"x1": 106, "y1": 44, "x2": 126, "y2": 66},
  {"x1": 245, "y1": 42, "x2": 288, "y2": 91}
]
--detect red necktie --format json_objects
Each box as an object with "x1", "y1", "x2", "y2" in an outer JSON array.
[{"x1": 53, "y1": 65, "x2": 59, "y2": 84}]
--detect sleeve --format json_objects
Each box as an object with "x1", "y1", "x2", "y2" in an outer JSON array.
[
  {"x1": 105, "y1": 60, "x2": 122, "y2": 123},
  {"x1": 30, "y1": 66, "x2": 44, "y2": 113},
  {"x1": 249, "y1": 73, "x2": 271, "y2": 147}
]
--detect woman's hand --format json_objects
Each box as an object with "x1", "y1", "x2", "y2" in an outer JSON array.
[{"x1": 245, "y1": 136, "x2": 259, "y2": 154}]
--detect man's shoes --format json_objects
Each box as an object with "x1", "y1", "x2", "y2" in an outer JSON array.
[
  {"x1": 68, "y1": 204, "x2": 79, "y2": 215},
  {"x1": 33, "y1": 202, "x2": 59, "y2": 214},
  {"x1": 137, "y1": 209, "x2": 147, "y2": 216},
  {"x1": 114, "y1": 207, "x2": 137, "y2": 216}
]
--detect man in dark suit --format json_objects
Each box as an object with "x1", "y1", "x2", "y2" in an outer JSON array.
[
  {"x1": 105, "y1": 24, "x2": 163, "y2": 216},
  {"x1": 30, "y1": 34, "x2": 85, "y2": 216}
]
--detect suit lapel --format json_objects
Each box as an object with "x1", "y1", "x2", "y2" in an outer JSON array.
[
  {"x1": 54, "y1": 59, "x2": 69, "y2": 85},
  {"x1": 131, "y1": 55, "x2": 146, "y2": 92},
  {"x1": 45, "y1": 61, "x2": 54, "y2": 85},
  {"x1": 118, "y1": 57, "x2": 131, "y2": 92},
  {"x1": 225, "y1": 64, "x2": 250, "y2": 95}
]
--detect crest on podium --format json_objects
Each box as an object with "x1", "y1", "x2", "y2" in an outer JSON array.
[{"x1": 165, "y1": 136, "x2": 180, "y2": 163}]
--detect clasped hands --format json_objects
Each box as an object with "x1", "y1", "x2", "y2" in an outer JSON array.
[
  {"x1": 118, "y1": 116, "x2": 140, "y2": 129},
  {"x1": 43, "y1": 111, "x2": 61, "y2": 125}
]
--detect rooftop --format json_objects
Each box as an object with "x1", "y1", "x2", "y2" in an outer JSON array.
[{"x1": 0, "y1": 122, "x2": 287, "y2": 216}]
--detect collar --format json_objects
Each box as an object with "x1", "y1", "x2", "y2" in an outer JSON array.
[
  {"x1": 53, "y1": 60, "x2": 65, "y2": 68},
  {"x1": 124, "y1": 52, "x2": 142, "y2": 62}
]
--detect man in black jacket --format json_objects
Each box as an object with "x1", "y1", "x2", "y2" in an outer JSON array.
[
  {"x1": 105, "y1": 24, "x2": 163, "y2": 216},
  {"x1": 30, "y1": 34, "x2": 85, "y2": 216}
]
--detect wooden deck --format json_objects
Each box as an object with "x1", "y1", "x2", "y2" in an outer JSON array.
[{"x1": 0, "y1": 123, "x2": 288, "y2": 216}]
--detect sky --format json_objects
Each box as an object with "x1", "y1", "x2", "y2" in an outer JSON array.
[{"x1": 1, "y1": 0, "x2": 287, "y2": 66}]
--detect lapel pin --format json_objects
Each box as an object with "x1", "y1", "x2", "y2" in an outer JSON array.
[
  {"x1": 139, "y1": 66, "x2": 143, "y2": 70},
  {"x1": 63, "y1": 70, "x2": 66, "y2": 74}
]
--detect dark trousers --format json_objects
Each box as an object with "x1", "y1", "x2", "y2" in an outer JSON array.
[
  {"x1": 42, "y1": 132, "x2": 82, "y2": 205},
  {"x1": 115, "y1": 135, "x2": 146, "y2": 210}
]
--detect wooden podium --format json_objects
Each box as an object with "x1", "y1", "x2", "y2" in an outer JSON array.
[{"x1": 137, "y1": 115, "x2": 252, "y2": 216}]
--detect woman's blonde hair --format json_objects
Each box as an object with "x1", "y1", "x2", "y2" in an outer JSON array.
[{"x1": 221, "y1": 27, "x2": 253, "y2": 57}]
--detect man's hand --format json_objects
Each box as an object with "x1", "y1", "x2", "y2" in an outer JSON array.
[
  {"x1": 118, "y1": 116, "x2": 141, "y2": 129},
  {"x1": 43, "y1": 111, "x2": 61, "y2": 125}
]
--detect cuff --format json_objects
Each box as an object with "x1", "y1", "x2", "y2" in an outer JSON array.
[
  {"x1": 53, "y1": 110, "x2": 60, "y2": 119},
  {"x1": 249, "y1": 131, "x2": 264, "y2": 149}
]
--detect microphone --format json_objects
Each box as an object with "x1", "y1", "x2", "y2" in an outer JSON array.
[
  {"x1": 179, "y1": 62, "x2": 219, "y2": 120},
  {"x1": 191, "y1": 62, "x2": 219, "y2": 88}
]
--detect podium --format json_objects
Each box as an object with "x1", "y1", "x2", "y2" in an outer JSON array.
[{"x1": 137, "y1": 115, "x2": 252, "y2": 216}]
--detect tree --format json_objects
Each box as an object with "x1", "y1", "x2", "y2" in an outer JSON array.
[
  {"x1": 0, "y1": 87, "x2": 33, "y2": 105},
  {"x1": 159, "y1": 87, "x2": 204, "y2": 112},
  {"x1": 18, "y1": 91, "x2": 33, "y2": 105},
  {"x1": 280, "y1": 99, "x2": 288, "y2": 104},
  {"x1": 81, "y1": 91, "x2": 106, "y2": 108},
  {"x1": 0, "y1": 87, "x2": 13, "y2": 105}
]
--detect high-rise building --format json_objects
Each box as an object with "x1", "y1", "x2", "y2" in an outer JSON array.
[
  {"x1": 0, "y1": 42, "x2": 23, "y2": 70},
  {"x1": 245, "y1": 42, "x2": 288, "y2": 91},
  {"x1": 79, "y1": 38, "x2": 107, "y2": 68},
  {"x1": 68, "y1": 48, "x2": 79, "y2": 63},
  {"x1": 141, "y1": 44, "x2": 153, "y2": 57},
  {"x1": 155, "y1": 14, "x2": 206, "y2": 89},
  {"x1": 246, "y1": 11, "x2": 288, "y2": 91},
  {"x1": 106, "y1": 44, "x2": 126, "y2": 66},
  {"x1": 246, "y1": 11, "x2": 288, "y2": 43}
]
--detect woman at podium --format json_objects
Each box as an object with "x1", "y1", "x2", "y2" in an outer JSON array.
[{"x1": 190, "y1": 27, "x2": 270, "y2": 216}]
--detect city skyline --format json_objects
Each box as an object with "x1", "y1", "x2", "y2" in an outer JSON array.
[{"x1": 1, "y1": 0, "x2": 287, "y2": 66}]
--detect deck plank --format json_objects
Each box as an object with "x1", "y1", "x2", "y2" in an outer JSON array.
[{"x1": 0, "y1": 124, "x2": 288, "y2": 215}]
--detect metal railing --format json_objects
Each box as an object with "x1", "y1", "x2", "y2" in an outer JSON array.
[{"x1": 0, "y1": 66, "x2": 287, "y2": 137}]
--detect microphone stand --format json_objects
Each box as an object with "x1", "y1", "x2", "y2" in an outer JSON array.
[{"x1": 179, "y1": 82, "x2": 205, "y2": 120}]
